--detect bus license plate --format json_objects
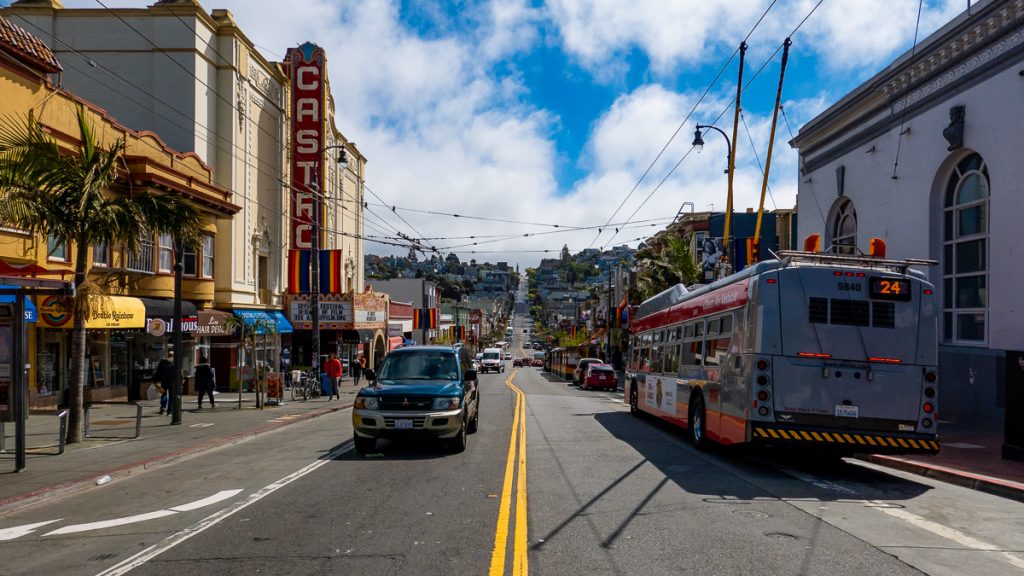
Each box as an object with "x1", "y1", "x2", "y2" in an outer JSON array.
[
  {"x1": 834, "y1": 404, "x2": 859, "y2": 418},
  {"x1": 395, "y1": 419, "x2": 414, "y2": 429}
]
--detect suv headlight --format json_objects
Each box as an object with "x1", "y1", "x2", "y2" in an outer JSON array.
[
  {"x1": 433, "y1": 397, "x2": 461, "y2": 410},
  {"x1": 354, "y1": 396, "x2": 379, "y2": 410}
]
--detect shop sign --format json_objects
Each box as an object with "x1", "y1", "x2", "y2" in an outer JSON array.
[
  {"x1": 470, "y1": 309, "x2": 482, "y2": 324},
  {"x1": 195, "y1": 310, "x2": 232, "y2": 336},
  {"x1": 146, "y1": 317, "x2": 199, "y2": 336},
  {"x1": 288, "y1": 299, "x2": 352, "y2": 323},
  {"x1": 387, "y1": 322, "x2": 403, "y2": 337},
  {"x1": 287, "y1": 42, "x2": 326, "y2": 250},
  {"x1": 39, "y1": 295, "x2": 145, "y2": 329}
]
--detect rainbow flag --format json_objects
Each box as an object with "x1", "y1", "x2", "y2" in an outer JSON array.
[
  {"x1": 288, "y1": 250, "x2": 344, "y2": 294},
  {"x1": 412, "y1": 308, "x2": 438, "y2": 329}
]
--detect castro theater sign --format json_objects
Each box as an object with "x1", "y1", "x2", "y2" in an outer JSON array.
[{"x1": 287, "y1": 42, "x2": 326, "y2": 251}]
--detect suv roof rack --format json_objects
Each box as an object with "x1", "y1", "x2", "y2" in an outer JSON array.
[{"x1": 774, "y1": 250, "x2": 938, "y2": 274}]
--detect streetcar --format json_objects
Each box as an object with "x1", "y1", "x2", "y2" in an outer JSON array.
[{"x1": 625, "y1": 240, "x2": 940, "y2": 455}]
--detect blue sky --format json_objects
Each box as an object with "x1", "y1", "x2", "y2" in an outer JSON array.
[{"x1": 5, "y1": 0, "x2": 971, "y2": 265}]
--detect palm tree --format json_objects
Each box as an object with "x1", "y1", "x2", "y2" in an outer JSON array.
[{"x1": 0, "y1": 106, "x2": 204, "y2": 443}]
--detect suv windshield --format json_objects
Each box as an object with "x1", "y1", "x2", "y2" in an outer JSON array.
[
  {"x1": 483, "y1": 352, "x2": 501, "y2": 360},
  {"x1": 379, "y1": 351, "x2": 459, "y2": 381}
]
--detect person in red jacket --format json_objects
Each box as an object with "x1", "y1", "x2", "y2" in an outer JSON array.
[{"x1": 325, "y1": 352, "x2": 343, "y2": 400}]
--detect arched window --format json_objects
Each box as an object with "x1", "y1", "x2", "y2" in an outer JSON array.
[
  {"x1": 829, "y1": 198, "x2": 857, "y2": 254},
  {"x1": 943, "y1": 153, "x2": 989, "y2": 343}
]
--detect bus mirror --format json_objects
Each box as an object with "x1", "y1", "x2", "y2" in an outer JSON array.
[
  {"x1": 803, "y1": 234, "x2": 821, "y2": 252},
  {"x1": 869, "y1": 238, "x2": 886, "y2": 258}
]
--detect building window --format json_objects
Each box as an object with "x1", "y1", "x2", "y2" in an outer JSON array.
[
  {"x1": 158, "y1": 233, "x2": 174, "y2": 273},
  {"x1": 202, "y1": 235, "x2": 214, "y2": 278},
  {"x1": 183, "y1": 244, "x2": 197, "y2": 276},
  {"x1": 830, "y1": 197, "x2": 857, "y2": 254},
  {"x1": 943, "y1": 153, "x2": 989, "y2": 343},
  {"x1": 257, "y1": 254, "x2": 269, "y2": 303},
  {"x1": 48, "y1": 235, "x2": 66, "y2": 261},
  {"x1": 93, "y1": 241, "x2": 109, "y2": 267}
]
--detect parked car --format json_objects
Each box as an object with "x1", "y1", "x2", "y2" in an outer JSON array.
[
  {"x1": 581, "y1": 363, "x2": 617, "y2": 391},
  {"x1": 531, "y1": 358, "x2": 544, "y2": 367},
  {"x1": 573, "y1": 358, "x2": 604, "y2": 385},
  {"x1": 352, "y1": 345, "x2": 479, "y2": 454}
]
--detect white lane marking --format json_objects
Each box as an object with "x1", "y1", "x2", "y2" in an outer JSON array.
[
  {"x1": 776, "y1": 466, "x2": 860, "y2": 495},
  {"x1": 878, "y1": 507, "x2": 1024, "y2": 570},
  {"x1": 46, "y1": 511, "x2": 178, "y2": 536},
  {"x1": 169, "y1": 490, "x2": 243, "y2": 512},
  {"x1": 43, "y1": 490, "x2": 242, "y2": 537},
  {"x1": 190, "y1": 423, "x2": 214, "y2": 428},
  {"x1": 93, "y1": 442, "x2": 353, "y2": 576},
  {"x1": 0, "y1": 519, "x2": 63, "y2": 541}
]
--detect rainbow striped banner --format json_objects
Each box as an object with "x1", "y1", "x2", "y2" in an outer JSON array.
[
  {"x1": 288, "y1": 249, "x2": 345, "y2": 294},
  {"x1": 412, "y1": 308, "x2": 438, "y2": 329}
]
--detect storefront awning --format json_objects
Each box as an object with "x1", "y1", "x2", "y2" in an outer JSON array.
[
  {"x1": 37, "y1": 294, "x2": 146, "y2": 329},
  {"x1": 0, "y1": 285, "x2": 37, "y2": 323},
  {"x1": 233, "y1": 309, "x2": 293, "y2": 334},
  {"x1": 140, "y1": 297, "x2": 198, "y2": 335}
]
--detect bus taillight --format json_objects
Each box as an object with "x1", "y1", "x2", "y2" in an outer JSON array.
[
  {"x1": 756, "y1": 359, "x2": 770, "y2": 371},
  {"x1": 922, "y1": 402, "x2": 934, "y2": 414},
  {"x1": 868, "y1": 356, "x2": 902, "y2": 364},
  {"x1": 798, "y1": 352, "x2": 832, "y2": 359},
  {"x1": 925, "y1": 371, "x2": 937, "y2": 383},
  {"x1": 924, "y1": 387, "x2": 936, "y2": 398}
]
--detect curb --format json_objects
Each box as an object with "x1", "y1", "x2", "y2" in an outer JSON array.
[
  {"x1": 0, "y1": 402, "x2": 351, "y2": 516},
  {"x1": 859, "y1": 454, "x2": 1024, "y2": 503}
]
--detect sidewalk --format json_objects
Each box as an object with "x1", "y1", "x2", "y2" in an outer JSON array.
[
  {"x1": 859, "y1": 422, "x2": 1024, "y2": 502},
  {"x1": 0, "y1": 378, "x2": 365, "y2": 515}
]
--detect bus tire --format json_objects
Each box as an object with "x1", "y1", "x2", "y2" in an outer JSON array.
[
  {"x1": 629, "y1": 385, "x2": 640, "y2": 417},
  {"x1": 689, "y1": 394, "x2": 710, "y2": 451}
]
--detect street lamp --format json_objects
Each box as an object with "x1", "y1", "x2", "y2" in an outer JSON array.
[
  {"x1": 693, "y1": 124, "x2": 735, "y2": 271},
  {"x1": 307, "y1": 144, "x2": 348, "y2": 376}
]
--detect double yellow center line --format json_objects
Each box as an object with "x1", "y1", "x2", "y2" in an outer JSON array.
[{"x1": 489, "y1": 369, "x2": 528, "y2": 576}]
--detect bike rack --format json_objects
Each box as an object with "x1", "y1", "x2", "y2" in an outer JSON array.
[
  {"x1": 0, "y1": 409, "x2": 68, "y2": 456},
  {"x1": 84, "y1": 401, "x2": 143, "y2": 439}
]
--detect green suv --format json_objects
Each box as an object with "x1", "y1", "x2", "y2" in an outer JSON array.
[{"x1": 352, "y1": 346, "x2": 479, "y2": 454}]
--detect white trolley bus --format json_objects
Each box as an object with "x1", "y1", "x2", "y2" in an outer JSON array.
[{"x1": 625, "y1": 246, "x2": 940, "y2": 454}]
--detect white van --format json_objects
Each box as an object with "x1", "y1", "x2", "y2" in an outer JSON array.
[{"x1": 480, "y1": 347, "x2": 505, "y2": 373}]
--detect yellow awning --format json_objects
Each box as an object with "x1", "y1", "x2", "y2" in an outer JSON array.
[{"x1": 37, "y1": 295, "x2": 146, "y2": 329}]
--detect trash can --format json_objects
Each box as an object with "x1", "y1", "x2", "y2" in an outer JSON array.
[
  {"x1": 291, "y1": 370, "x2": 302, "y2": 389},
  {"x1": 320, "y1": 372, "x2": 330, "y2": 396}
]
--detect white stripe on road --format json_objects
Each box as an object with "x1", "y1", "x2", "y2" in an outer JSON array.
[
  {"x1": 93, "y1": 441, "x2": 354, "y2": 576},
  {"x1": 0, "y1": 519, "x2": 63, "y2": 541},
  {"x1": 43, "y1": 490, "x2": 243, "y2": 536},
  {"x1": 878, "y1": 506, "x2": 1024, "y2": 571},
  {"x1": 169, "y1": 490, "x2": 243, "y2": 512},
  {"x1": 46, "y1": 511, "x2": 178, "y2": 536}
]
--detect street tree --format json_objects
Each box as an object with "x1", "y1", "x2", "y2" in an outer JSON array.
[{"x1": 0, "y1": 107, "x2": 204, "y2": 443}]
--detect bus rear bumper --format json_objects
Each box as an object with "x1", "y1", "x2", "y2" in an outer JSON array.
[{"x1": 751, "y1": 425, "x2": 939, "y2": 454}]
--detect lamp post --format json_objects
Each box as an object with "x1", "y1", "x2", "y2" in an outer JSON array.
[
  {"x1": 307, "y1": 144, "x2": 348, "y2": 377},
  {"x1": 170, "y1": 241, "x2": 184, "y2": 425},
  {"x1": 693, "y1": 124, "x2": 735, "y2": 273}
]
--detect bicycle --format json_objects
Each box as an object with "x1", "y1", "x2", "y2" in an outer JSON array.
[{"x1": 290, "y1": 369, "x2": 321, "y2": 401}]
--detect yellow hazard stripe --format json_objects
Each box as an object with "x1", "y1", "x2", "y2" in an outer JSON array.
[{"x1": 754, "y1": 428, "x2": 939, "y2": 451}]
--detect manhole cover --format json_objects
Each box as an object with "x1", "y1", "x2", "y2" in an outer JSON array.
[
  {"x1": 765, "y1": 532, "x2": 797, "y2": 540},
  {"x1": 732, "y1": 510, "x2": 769, "y2": 519}
]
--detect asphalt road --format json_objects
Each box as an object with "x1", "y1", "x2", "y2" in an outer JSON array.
[{"x1": 1, "y1": 321, "x2": 1023, "y2": 575}]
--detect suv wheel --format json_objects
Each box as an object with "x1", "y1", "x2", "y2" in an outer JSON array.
[
  {"x1": 448, "y1": 422, "x2": 467, "y2": 453},
  {"x1": 467, "y1": 404, "x2": 479, "y2": 434},
  {"x1": 354, "y1": 435, "x2": 375, "y2": 455}
]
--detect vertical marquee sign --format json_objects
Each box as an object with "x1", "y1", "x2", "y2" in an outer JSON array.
[{"x1": 287, "y1": 42, "x2": 326, "y2": 251}]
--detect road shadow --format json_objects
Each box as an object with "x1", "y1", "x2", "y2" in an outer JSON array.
[
  {"x1": 592, "y1": 410, "x2": 933, "y2": 502},
  {"x1": 326, "y1": 436, "x2": 453, "y2": 462}
]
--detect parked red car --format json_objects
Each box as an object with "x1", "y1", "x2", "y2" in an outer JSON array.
[
  {"x1": 531, "y1": 358, "x2": 544, "y2": 367},
  {"x1": 581, "y1": 364, "x2": 617, "y2": 391}
]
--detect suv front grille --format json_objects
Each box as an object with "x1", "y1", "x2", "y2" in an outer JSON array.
[{"x1": 379, "y1": 398, "x2": 433, "y2": 411}]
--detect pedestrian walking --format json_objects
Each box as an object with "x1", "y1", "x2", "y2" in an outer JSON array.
[
  {"x1": 153, "y1": 351, "x2": 175, "y2": 417},
  {"x1": 352, "y1": 353, "x2": 365, "y2": 387},
  {"x1": 325, "y1": 352, "x2": 342, "y2": 400},
  {"x1": 194, "y1": 355, "x2": 215, "y2": 409}
]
